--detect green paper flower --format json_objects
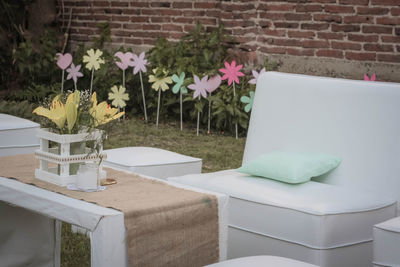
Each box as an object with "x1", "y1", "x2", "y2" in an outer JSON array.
[
  {"x1": 172, "y1": 72, "x2": 188, "y2": 94},
  {"x1": 108, "y1": 85, "x2": 129, "y2": 108},
  {"x1": 240, "y1": 91, "x2": 255, "y2": 113}
]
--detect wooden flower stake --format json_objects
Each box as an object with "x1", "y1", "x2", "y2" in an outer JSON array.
[
  {"x1": 156, "y1": 89, "x2": 161, "y2": 127},
  {"x1": 61, "y1": 69, "x2": 65, "y2": 94},
  {"x1": 139, "y1": 71, "x2": 148, "y2": 122},
  {"x1": 172, "y1": 72, "x2": 187, "y2": 131},
  {"x1": 89, "y1": 67, "x2": 94, "y2": 96},
  {"x1": 208, "y1": 94, "x2": 211, "y2": 133},
  {"x1": 205, "y1": 75, "x2": 221, "y2": 134},
  {"x1": 232, "y1": 82, "x2": 238, "y2": 139},
  {"x1": 181, "y1": 90, "x2": 183, "y2": 131},
  {"x1": 56, "y1": 53, "x2": 72, "y2": 94},
  {"x1": 197, "y1": 96, "x2": 201, "y2": 136}
]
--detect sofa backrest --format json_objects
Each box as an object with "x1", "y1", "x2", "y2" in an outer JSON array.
[{"x1": 243, "y1": 72, "x2": 400, "y2": 203}]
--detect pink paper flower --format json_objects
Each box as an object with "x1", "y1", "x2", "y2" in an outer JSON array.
[
  {"x1": 219, "y1": 60, "x2": 245, "y2": 86},
  {"x1": 114, "y1": 52, "x2": 134, "y2": 70},
  {"x1": 364, "y1": 73, "x2": 376, "y2": 81},
  {"x1": 206, "y1": 75, "x2": 222, "y2": 93},
  {"x1": 132, "y1": 52, "x2": 148, "y2": 74},
  {"x1": 56, "y1": 53, "x2": 72, "y2": 70},
  {"x1": 249, "y1": 68, "x2": 266, "y2": 85},
  {"x1": 188, "y1": 75, "x2": 209, "y2": 99},
  {"x1": 66, "y1": 63, "x2": 83, "y2": 83}
]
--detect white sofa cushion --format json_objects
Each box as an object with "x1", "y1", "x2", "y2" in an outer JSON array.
[
  {"x1": 0, "y1": 114, "x2": 40, "y2": 156},
  {"x1": 373, "y1": 217, "x2": 400, "y2": 267},
  {"x1": 168, "y1": 170, "x2": 396, "y2": 249},
  {"x1": 205, "y1": 256, "x2": 318, "y2": 267},
  {"x1": 103, "y1": 147, "x2": 202, "y2": 179}
]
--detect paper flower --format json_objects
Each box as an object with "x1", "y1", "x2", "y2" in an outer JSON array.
[
  {"x1": 172, "y1": 72, "x2": 188, "y2": 94},
  {"x1": 56, "y1": 53, "x2": 72, "y2": 70},
  {"x1": 364, "y1": 73, "x2": 376, "y2": 81},
  {"x1": 240, "y1": 91, "x2": 255, "y2": 112},
  {"x1": 148, "y1": 69, "x2": 172, "y2": 91},
  {"x1": 219, "y1": 60, "x2": 245, "y2": 85},
  {"x1": 66, "y1": 63, "x2": 84, "y2": 83},
  {"x1": 188, "y1": 75, "x2": 209, "y2": 99},
  {"x1": 108, "y1": 85, "x2": 129, "y2": 108},
  {"x1": 206, "y1": 75, "x2": 221, "y2": 93},
  {"x1": 83, "y1": 49, "x2": 105, "y2": 71},
  {"x1": 90, "y1": 92, "x2": 124, "y2": 127},
  {"x1": 249, "y1": 68, "x2": 266, "y2": 85},
  {"x1": 132, "y1": 52, "x2": 148, "y2": 74},
  {"x1": 114, "y1": 52, "x2": 134, "y2": 70}
]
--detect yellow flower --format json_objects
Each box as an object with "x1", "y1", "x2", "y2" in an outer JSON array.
[
  {"x1": 108, "y1": 85, "x2": 129, "y2": 108},
  {"x1": 148, "y1": 68, "x2": 172, "y2": 92},
  {"x1": 90, "y1": 92, "x2": 124, "y2": 126},
  {"x1": 83, "y1": 49, "x2": 105, "y2": 71},
  {"x1": 32, "y1": 91, "x2": 80, "y2": 133}
]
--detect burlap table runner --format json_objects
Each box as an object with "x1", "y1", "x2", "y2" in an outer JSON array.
[{"x1": 0, "y1": 154, "x2": 219, "y2": 267}]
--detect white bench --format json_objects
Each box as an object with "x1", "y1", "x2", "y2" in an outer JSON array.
[{"x1": 169, "y1": 72, "x2": 400, "y2": 267}]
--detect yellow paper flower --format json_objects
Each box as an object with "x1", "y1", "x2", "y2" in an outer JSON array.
[
  {"x1": 108, "y1": 85, "x2": 129, "y2": 108},
  {"x1": 148, "y1": 68, "x2": 172, "y2": 92},
  {"x1": 83, "y1": 49, "x2": 105, "y2": 71},
  {"x1": 33, "y1": 91, "x2": 80, "y2": 133},
  {"x1": 90, "y1": 92, "x2": 124, "y2": 126}
]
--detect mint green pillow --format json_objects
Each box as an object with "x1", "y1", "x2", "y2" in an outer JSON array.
[{"x1": 237, "y1": 152, "x2": 341, "y2": 184}]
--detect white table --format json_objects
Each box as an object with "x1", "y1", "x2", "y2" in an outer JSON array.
[{"x1": 0, "y1": 174, "x2": 228, "y2": 267}]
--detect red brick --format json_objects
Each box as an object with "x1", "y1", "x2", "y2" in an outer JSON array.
[
  {"x1": 392, "y1": 8, "x2": 400, "y2": 16},
  {"x1": 130, "y1": 16, "x2": 149, "y2": 23},
  {"x1": 397, "y1": 45, "x2": 400, "y2": 52},
  {"x1": 348, "y1": 33, "x2": 379, "y2": 42},
  {"x1": 111, "y1": 2, "x2": 128, "y2": 7},
  {"x1": 265, "y1": 4, "x2": 294, "y2": 11},
  {"x1": 371, "y1": 0, "x2": 400, "y2": 5},
  {"x1": 317, "y1": 32, "x2": 345, "y2": 40},
  {"x1": 221, "y1": 3, "x2": 255, "y2": 12},
  {"x1": 357, "y1": 7, "x2": 389, "y2": 15},
  {"x1": 332, "y1": 24, "x2": 361, "y2": 32},
  {"x1": 162, "y1": 24, "x2": 183, "y2": 32},
  {"x1": 123, "y1": 24, "x2": 142, "y2": 30},
  {"x1": 295, "y1": 4, "x2": 323, "y2": 12},
  {"x1": 197, "y1": 18, "x2": 217, "y2": 25},
  {"x1": 381, "y1": 36, "x2": 400, "y2": 43},
  {"x1": 288, "y1": 30, "x2": 315, "y2": 38},
  {"x1": 150, "y1": 16, "x2": 171, "y2": 23},
  {"x1": 260, "y1": 12, "x2": 285, "y2": 20},
  {"x1": 316, "y1": 49, "x2": 344, "y2": 58},
  {"x1": 260, "y1": 46, "x2": 287, "y2": 54},
  {"x1": 124, "y1": 38, "x2": 142, "y2": 45},
  {"x1": 150, "y1": 2, "x2": 171, "y2": 8},
  {"x1": 287, "y1": 48, "x2": 315, "y2": 56},
  {"x1": 284, "y1": 13, "x2": 312, "y2": 21},
  {"x1": 173, "y1": 2, "x2": 193, "y2": 9},
  {"x1": 194, "y1": 2, "x2": 216, "y2": 9},
  {"x1": 332, "y1": 41, "x2": 361, "y2": 50},
  {"x1": 301, "y1": 23, "x2": 329, "y2": 30},
  {"x1": 364, "y1": 43, "x2": 394, "y2": 52},
  {"x1": 302, "y1": 39, "x2": 329, "y2": 48},
  {"x1": 343, "y1": 15, "x2": 373, "y2": 24},
  {"x1": 314, "y1": 14, "x2": 342, "y2": 23},
  {"x1": 396, "y1": 28, "x2": 400, "y2": 36},
  {"x1": 377, "y1": 54, "x2": 400, "y2": 63},
  {"x1": 261, "y1": 29, "x2": 286, "y2": 36},
  {"x1": 273, "y1": 38, "x2": 302, "y2": 47},
  {"x1": 122, "y1": 9, "x2": 140, "y2": 15},
  {"x1": 172, "y1": 17, "x2": 193, "y2": 24},
  {"x1": 183, "y1": 10, "x2": 205, "y2": 17},
  {"x1": 222, "y1": 20, "x2": 255, "y2": 28},
  {"x1": 259, "y1": 20, "x2": 271, "y2": 28},
  {"x1": 362, "y1": 25, "x2": 393, "y2": 34},
  {"x1": 325, "y1": 5, "x2": 355, "y2": 13},
  {"x1": 112, "y1": 16, "x2": 130, "y2": 22},
  {"x1": 93, "y1": 1, "x2": 109, "y2": 7},
  {"x1": 274, "y1": 22, "x2": 299, "y2": 29},
  {"x1": 142, "y1": 38, "x2": 157, "y2": 45},
  {"x1": 345, "y1": 51, "x2": 376, "y2": 61},
  {"x1": 143, "y1": 24, "x2": 161, "y2": 31},
  {"x1": 309, "y1": 0, "x2": 336, "y2": 2},
  {"x1": 169, "y1": 32, "x2": 185, "y2": 39},
  {"x1": 376, "y1": 17, "x2": 400, "y2": 25},
  {"x1": 338, "y1": 0, "x2": 369, "y2": 5},
  {"x1": 130, "y1": 2, "x2": 149, "y2": 7}
]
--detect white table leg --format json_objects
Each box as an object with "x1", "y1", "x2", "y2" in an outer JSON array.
[{"x1": 90, "y1": 213, "x2": 128, "y2": 267}]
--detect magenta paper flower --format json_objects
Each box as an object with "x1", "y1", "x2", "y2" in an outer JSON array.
[
  {"x1": 188, "y1": 75, "x2": 209, "y2": 99},
  {"x1": 114, "y1": 52, "x2": 134, "y2": 70},
  {"x1": 219, "y1": 60, "x2": 245, "y2": 86},
  {"x1": 364, "y1": 73, "x2": 376, "y2": 81},
  {"x1": 249, "y1": 68, "x2": 266, "y2": 85},
  {"x1": 66, "y1": 63, "x2": 83, "y2": 83},
  {"x1": 56, "y1": 53, "x2": 72, "y2": 70},
  {"x1": 132, "y1": 52, "x2": 148, "y2": 74},
  {"x1": 206, "y1": 75, "x2": 221, "y2": 93}
]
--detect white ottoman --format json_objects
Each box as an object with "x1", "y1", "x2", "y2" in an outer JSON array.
[
  {"x1": 373, "y1": 217, "x2": 400, "y2": 267},
  {"x1": 103, "y1": 147, "x2": 202, "y2": 179},
  {"x1": 0, "y1": 114, "x2": 40, "y2": 156},
  {"x1": 205, "y1": 256, "x2": 319, "y2": 267},
  {"x1": 168, "y1": 170, "x2": 397, "y2": 267}
]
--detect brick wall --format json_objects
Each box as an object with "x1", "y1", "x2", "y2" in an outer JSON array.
[{"x1": 60, "y1": 0, "x2": 400, "y2": 66}]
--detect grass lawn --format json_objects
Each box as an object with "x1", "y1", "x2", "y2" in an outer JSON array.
[{"x1": 61, "y1": 116, "x2": 246, "y2": 266}]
